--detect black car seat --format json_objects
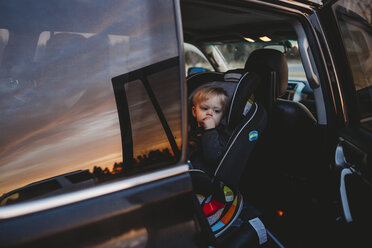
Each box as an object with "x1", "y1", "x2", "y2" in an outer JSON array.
[
  {"x1": 187, "y1": 70, "x2": 269, "y2": 247},
  {"x1": 241, "y1": 49, "x2": 321, "y2": 215}
]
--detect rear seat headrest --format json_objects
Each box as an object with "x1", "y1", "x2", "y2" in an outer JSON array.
[
  {"x1": 44, "y1": 33, "x2": 87, "y2": 59},
  {"x1": 244, "y1": 49, "x2": 288, "y2": 97},
  {"x1": 223, "y1": 69, "x2": 244, "y2": 82}
]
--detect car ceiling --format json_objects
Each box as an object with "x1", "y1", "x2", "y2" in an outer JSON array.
[{"x1": 181, "y1": 0, "x2": 298, "y2": 44}]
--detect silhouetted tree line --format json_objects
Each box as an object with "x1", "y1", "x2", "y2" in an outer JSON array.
[{"x1": 92, "y1": 148, "x2": 176, "y2": 182}]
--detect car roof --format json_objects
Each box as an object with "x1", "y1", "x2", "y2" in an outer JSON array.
[
  {"x1": 0, "y1": 170, "x2": 91, "y2": 198},
  {"x1": 181, "y1": 1, "x2": 298, "y2": 45}
]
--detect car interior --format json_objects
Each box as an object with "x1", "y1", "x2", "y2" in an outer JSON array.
[
  {"x1": 182, "y1": 3, "x2": 322, "y2": 119},
  {"x1": 181, "y1": 0, "x2": 338, "y2": 246}
]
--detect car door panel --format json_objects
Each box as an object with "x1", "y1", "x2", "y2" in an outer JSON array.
[
  {"x1": 335, "y1": 134, "x2": 372, "y2": 246},
  {"x1": 341, "y1": 168, "x2": 372, "y2": 222},
  {"x1": 311, "y1": 0, "x2": 372, "y2": 245},
  {"x1": 337, "y1": 129, "x2": 372, "y2": 224},
  {"x1": 0, "y1": 169, "x2": 197, "y2": 247}
]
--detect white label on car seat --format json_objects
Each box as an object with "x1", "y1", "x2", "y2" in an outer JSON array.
[
  {"x1": 208, "y1": 208, "x2": 224, "y2": 225},
  {"x1": 249, "y1": 217, "x2": 267, "y2": 245}
]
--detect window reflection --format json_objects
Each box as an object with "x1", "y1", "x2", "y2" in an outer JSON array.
[
  {"x1": 334, "y1": 0, "x2": 372, "y2": 121},
  {"x1": 0, "y1": 0, "x2": 180, "y2": 205},
  {"x1": 110, "y1": 58, "x2": 182, "y2": 179}
]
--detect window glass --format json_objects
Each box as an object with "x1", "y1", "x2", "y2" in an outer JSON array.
[
  {"x1": 125, "y1": 66, "x2": 181, "y2": 167},
  {"x1": 0, "y1": 0, "x2": 180, "y2": 205},
  {"x1": 184, "y1": 43, "x2": 214, "y2": 76},
  {"x1": 212, "y1": 40, "x2": 315, "y2": 109},
  {"x1": 333, "y1": 0, "x2": 372, "y2": 124},
  {"x1": 214, "y1": 41, "x2": 306, "y2": 79},
  {"x1": 148, "y1": 68, "x2": 182, "y2": 149},
  {"x1": 109, "y1": 58, "x2": 181, "y2": 178}
]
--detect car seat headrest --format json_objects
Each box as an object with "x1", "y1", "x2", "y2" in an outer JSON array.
[
  {"x1": 227, "y1": 72, "x2": 261, "y2": 129},
  {"x1": 44, "y1": 33, "x2": 87, "y2": 59},
  {"x1": 223, "y1": 69, "x2": 244, "y2": 82},
  {"x1": 188, "y1": 71, "x2": 242, "y2": 102},
  {"x1": 244, "y1": 49, "x2": 288, "y2": 99},
  {"x1": 187, "y1": 71, "x2": 224, "y2": 94}
]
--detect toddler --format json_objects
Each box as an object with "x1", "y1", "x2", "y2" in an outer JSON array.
[{"x1": 188, "y1": 85, "x2": 231, "y2": 175}]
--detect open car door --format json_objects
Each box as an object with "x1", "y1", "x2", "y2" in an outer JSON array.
[
  {"x1": 315, "y1": 0, "x2": 372, "y2": 245},
  {"x1": 0, "y1": 0, "x2": 198, "y2": 247}
]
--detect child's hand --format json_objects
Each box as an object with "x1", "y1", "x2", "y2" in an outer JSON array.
[{"x1": 201, "y1": 117, "x2": 216, "y2": 130}]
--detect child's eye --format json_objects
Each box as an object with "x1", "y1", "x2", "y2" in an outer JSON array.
[
  {"x1": 214, "y1": 110, "x2": 221, "y2": 113},
  {"x1": 201, "y1": 107, "x2": 208, "y2": 111}
]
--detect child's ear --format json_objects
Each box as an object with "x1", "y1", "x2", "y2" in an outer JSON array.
[{"x1": 192, "y1": 106, "x2": 196, "y2": 117}]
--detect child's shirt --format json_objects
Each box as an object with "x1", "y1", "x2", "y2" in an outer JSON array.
[{"x1": 188, "y1": 123, "x2": 231, "y2": 176}]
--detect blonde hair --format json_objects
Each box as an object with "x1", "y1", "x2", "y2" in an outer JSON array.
[{"x1": 192, "y1": 85, "x2": 228, "y2": 110}]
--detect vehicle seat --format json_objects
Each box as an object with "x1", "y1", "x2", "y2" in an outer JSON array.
[
  {"x1": 241, "y1": 49, "x2": 321, "y2": 212},
  {"x1": 187, "y1": 70, "x2": 269, "y2": 246}
]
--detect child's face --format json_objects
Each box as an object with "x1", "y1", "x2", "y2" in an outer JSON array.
[{"x1": 192, "y1": 95, "x2": 224, "y2": 130}]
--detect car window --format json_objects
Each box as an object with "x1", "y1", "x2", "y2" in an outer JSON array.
[
  {"x1": 0, "y1": 0, "x2": 181, "y2": 205},
  {"x1": 211, "y1": 41, "x2": 314, "y2": 107},
  {"x1": 111, "y1": 59, "x2": 182, "y2": 173},
  {"x1": 184, "y1": 43, "x2": 214, "y2": 76},
  {"x1": 214, "y1": 40, "x2": 306, "y2": 79},
  {"x1": 333, "y1": 0, "x2": 372, "y2": 129}
]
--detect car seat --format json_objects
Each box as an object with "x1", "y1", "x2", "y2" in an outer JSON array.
[{"x1": 187, "y1": 70, "x2": 269, "y2": 247}]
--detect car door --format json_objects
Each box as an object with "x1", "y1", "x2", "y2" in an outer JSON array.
[
  {"x1": 0, "y1": 0, "x2": 198, "y2": 247},
  {"x1": 314, "y1": 0, "x2": 372, "y2": 245}
]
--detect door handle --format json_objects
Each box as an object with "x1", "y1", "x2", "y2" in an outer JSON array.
[
  {"x1": 335, "y1": 142, "x2": 351, "y2": 168},
  {"x1": 340, "y1": 168, "x2": 354, "y2": 223}
]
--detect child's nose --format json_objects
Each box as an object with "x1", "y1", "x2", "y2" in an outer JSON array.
[{"x1": 206, "y1": 109, "x2": 213, "y2": 115}]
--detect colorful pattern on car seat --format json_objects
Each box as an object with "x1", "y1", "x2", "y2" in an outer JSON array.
[
  {"x1": 203, "y1": 200, "x2": 225, "y2": 216},
  {"x1": 207, "y1": 207, "x2": 225, "y2": 225},
  {"x1": 211, "y1": 192, "x2": 242, "y2": 235}
]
